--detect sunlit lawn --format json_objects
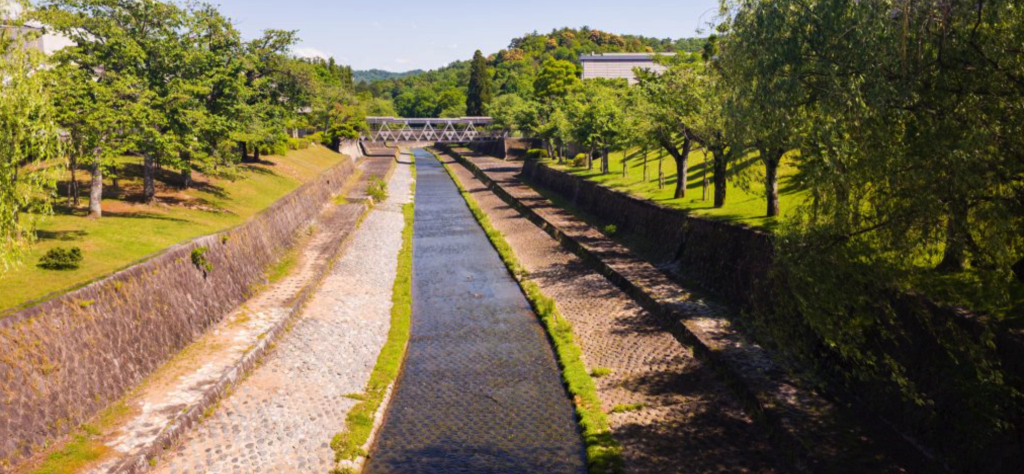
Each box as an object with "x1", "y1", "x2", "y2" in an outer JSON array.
[
  {"x1": 547, "y1": 147, "x2": 806, "y2": 229},
  {"x1": 0, "y1": 146, "x2": 346, "y2": 313}
]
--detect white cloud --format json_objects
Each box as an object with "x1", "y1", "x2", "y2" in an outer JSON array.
[
  {"x1": 394, "y1": 58, "x2": 412, "y2": 65},
  {"x1": 293, "y1": 47, "x2": 330, "y2": 60}
]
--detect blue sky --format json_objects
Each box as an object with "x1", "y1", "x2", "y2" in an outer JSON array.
[{"x1": 209, "y1": 0, "x2": 721, "y2": 71}]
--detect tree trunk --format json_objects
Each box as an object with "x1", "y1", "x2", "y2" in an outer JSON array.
[
  {"x1": 253, "y1": 146, "x2": 261, "y2": 162},
  {"x1": 239, "y1": 141, "x2": 249, "y2": 163},
  {"x1": 67, "y1": 154, "x2": 80, "y2": 207},
  {"x1": 622, "y1": 147, "x2": 628, "y2": 178},
  {"x1": 601, "y1": 147, "x2": 610, "y2": 174},
  {"x1": 761, "y1": 147, "x2": 782, "y2": 217},
  {"x1": 143, "y1": 153, "x2": 156, "y2": 203},
  {"x1": 89, "y1": 156, "x2": 103, "y2": 218},
  {"x1": 658, "y1": 155, "x2": 665, "y2": 189},
  {"x1": 673, "y1": 138, "x2": 692, "y2": 199},
  {"x1": 587, "y1": 146, "x2": 594, "y2": 170},
  {"x1": 702, "y1": 152, "x2": 709, "y2": 201},
  {"x1": 937, "y1": 199, "x2": 970, "y2": 272},
  {"x1": 180, "y1": 150, "x2": 192, "y2": 189},
  {"x1": 638, "y1": 147, "x2": 647, "y2": 183},
  {"x1": 712, "y1": 146, "x2": 728, "y2": 208}
]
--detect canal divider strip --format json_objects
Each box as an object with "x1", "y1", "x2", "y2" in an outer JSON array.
[
  {"x1": 434, "y1": 149, "x2": 625, "y2": 474},
  {"x1": 331, "y1": 153, "x2": 416, "y2": 474},
  {"x1": 101, "y1": 157, "x2": 398, "y2": 474}
]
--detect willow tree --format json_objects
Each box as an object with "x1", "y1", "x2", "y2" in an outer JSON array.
[{"x1": 0, "y1": 27, "x2": 62, "y2": 270}]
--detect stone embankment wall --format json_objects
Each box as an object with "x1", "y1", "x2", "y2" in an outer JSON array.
[
  {"x1": 467, "y1": 138, "x2": 539, "y2": 159},
  {"x1": 519, "y1": 159, "x2": 1024, "y2": 471},
  {"x1": 0, "y1": 154, "x2": 356, "y2": 470}
]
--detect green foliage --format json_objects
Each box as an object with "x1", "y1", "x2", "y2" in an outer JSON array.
[
  {"x1": 609, "y1": 403, "x2": 644, "y2": 414},
  {"x1": 0, "y1": 21, "x2": 63, "y2": 272},
  {"x1": 590, "y1": 367, "x2": 613, "y2": 378},
  {"x1": 572, "y1": 153, "x2": 589, "y2": 168},
  {"x1": 366, "y1": 176, "x2": 388, "y2": 203},
  {"x1": 358, "y1": 28, "x2": 704, "y2": 118},
  {"x1": 466, "y1": 50, "x2": 494, "y2": 116},
  {"x1": 534, "y1": 57, "x2": 580, "y2": 101},
  {"x1": 38, "y1": 247, "x2": 83, "y2": 271},
  {"x1": 526, "y1": 149, "x2": 549, "y2": 160},
  {"x1": 190, "y1": 246, "x2": 212, "y2": 273},
  {"x1": 353, "y1": 69, "x2": 424, "y2": 84},
  {"x1": 601, "y1": 225, "x2": 618, "y2": 236}
]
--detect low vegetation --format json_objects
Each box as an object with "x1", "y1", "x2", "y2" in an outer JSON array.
[
  {"x1": 37, "y1": 247, "x2": 83, "y2": 271},
  {"x1": 439, "y1": 152, "x2": 624, "y2": 474}
]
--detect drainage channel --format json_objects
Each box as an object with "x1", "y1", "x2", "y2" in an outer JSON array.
[{"x1": 364, "y1": 150, "x2": 586, "y2": 474}]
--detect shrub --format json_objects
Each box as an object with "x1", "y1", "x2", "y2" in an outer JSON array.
[
  {"x1": 571, "y1": 153, "x2": 588, "y2": 168},
  {"x1": 367, "y1": 176, "x2": 388, "y2": 203},
  {"x1": 38, "y1": 247, "x2": 83, "y2": 270},
  {"x1": 190, "y1": 246, "x2": 213, "y2": 273},
  {"x1": 526, "y1": 148, "x2": 549, "y2": 160},
  {"x1": 603, "y1": 224, "x2": 618, "y2": 236},
  {"x1": 286, "y1": 137, "x2": 311, "y2": 150}
]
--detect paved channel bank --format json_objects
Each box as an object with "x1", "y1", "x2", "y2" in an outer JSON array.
[
  {"x1": 146, "y1": 157, "x2": 412, "y2": 474},
  {"x1": 364, "y1": 151, "x2": 586, "y2": 474}
]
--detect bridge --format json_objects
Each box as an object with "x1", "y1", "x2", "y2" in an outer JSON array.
[{"x1": 362, "y1": 116, "x2": 504, "y2": 143}]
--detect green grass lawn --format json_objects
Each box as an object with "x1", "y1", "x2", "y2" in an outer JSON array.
[
  {"x1": 548, "y1": 147, "x2": 806, "y2": 229},
  {"x1": 0, "y1": 146, "x2": 346, "y2": 313}
]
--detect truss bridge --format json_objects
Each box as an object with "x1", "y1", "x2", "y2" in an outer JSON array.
[{"x1": 363, "y1": 117, "x2": 503, "y2": 143}]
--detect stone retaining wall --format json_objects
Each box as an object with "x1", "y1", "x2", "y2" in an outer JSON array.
[
  {"x1": 518, "y1": 158, "x2": 1024, "y2": 471},
  {"x1": 0, "y1": 154, "x2": 356, "y2": 470}
]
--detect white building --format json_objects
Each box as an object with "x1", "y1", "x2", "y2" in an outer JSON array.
[
  {"x1": 1, "y1": 0, "x2": 74, "y2": 55},
  {"x1": 580, "y1": 53, "x2": 673, "y2": 85}
]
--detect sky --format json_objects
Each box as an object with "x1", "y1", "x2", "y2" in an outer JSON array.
[{"x1": 208, "y1": 0, "x2": 722, "y2": 71}]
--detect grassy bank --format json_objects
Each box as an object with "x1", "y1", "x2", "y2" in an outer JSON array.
[
  {"x1": 547, "y1": 147, "x2": 805, "y2": 228},
  {"x1": 1, "y1": 146, "x2": 346, "y2": 313},
  {"x1": 437, "y1": 151, "x2": 624, "y2": 474},
  {"x1": 330, "y1": 158, "x2": 415, "y2": 474}
]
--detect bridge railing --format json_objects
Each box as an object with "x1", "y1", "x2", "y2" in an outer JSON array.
[{"x1": 362, "y1": 116, "x2": 505, "y2": 143}]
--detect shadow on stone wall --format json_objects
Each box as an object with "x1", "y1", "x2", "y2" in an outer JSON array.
[{"x1": 0, "y1": 153, "x2": 356, "y2": 470}]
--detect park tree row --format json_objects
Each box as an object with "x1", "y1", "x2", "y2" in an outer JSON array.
[{"x1": 0, "y1": 0, "x2": 377, "y2": 269}]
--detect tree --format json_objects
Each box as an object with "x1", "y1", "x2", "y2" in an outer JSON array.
[
  {"x1": 466, "y1": 50, "x2": 493, "y2": 116},
  {"x1": 636, "y1": 55, "x2": 704, "y2": 199},
  {"x1": 533, "y1": 58, "x2": 579, "y2": 101},
  {"x1": 566, "y1": 81, "x2": 626, "y2": 173},
  {"x1": 0, "y1": 24, "x2": 62, "y2": 270}
]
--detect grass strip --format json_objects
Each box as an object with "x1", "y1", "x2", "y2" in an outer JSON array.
[
  {"x1": 434, "y1": 150, "x2": 624, "y2": 474},
  {"x1": 330, "y1": 159, "x2": 415, "y2": 473}
]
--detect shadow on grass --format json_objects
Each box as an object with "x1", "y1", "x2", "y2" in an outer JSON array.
[{"x1": 36, "y1": 229, "x2": 89, "y2": 242}]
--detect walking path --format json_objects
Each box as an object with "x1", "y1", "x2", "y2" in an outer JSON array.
[
  {"x1": 439, "y1": 151, "x2": 782, "y2": 474},
  {"x1": 364, "y1": 150, "x2": 586, "y2": 474},
  {"x1": 147, "y1": 156, "x2": 412, "y2": 474}
]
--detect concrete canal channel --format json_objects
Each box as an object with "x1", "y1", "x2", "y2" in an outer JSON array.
[{"x1": 364, "y1": 150, "x2": 586, "y2": 474}]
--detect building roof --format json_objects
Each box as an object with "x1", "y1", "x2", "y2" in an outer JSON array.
[{"x1": 579, "y1": 52, "x2": 676, "y2": 62}]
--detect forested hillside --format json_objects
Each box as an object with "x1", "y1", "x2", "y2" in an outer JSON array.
[
  {"x1": 353, "y1": 68, "x2": 424, "y2": 84},
  {"x1": 354, "y1": 27, "x2": 704, "y2": 117}
]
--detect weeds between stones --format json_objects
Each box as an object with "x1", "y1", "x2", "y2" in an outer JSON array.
[{"x1": 437, "y1": 151, "x2": 624, "y2": 474}]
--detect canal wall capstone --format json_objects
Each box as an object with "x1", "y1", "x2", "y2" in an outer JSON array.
[
  {"x1": 0, "y1": 152, "x2": 356, "y2": 470},
  {"x1": 517, "y1": 158, "x2": 1024, "y2": 471}
]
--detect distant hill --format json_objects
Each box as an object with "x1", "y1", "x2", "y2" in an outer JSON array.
[
  {"x1": 356, "y1": 27, "x2": 707, "y2": 117},
  {"x1": 353, "y1": 69, "x2": 425, "y2": 83}
]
